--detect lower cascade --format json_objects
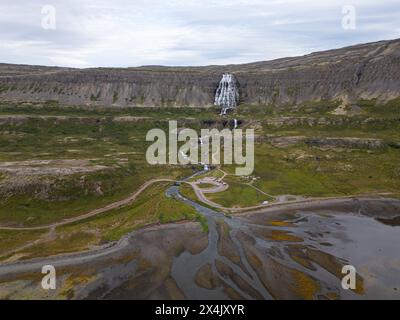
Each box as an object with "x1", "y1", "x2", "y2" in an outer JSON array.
[{"x1": 214, "y1": 73, "x2": 239, "y2": 115}]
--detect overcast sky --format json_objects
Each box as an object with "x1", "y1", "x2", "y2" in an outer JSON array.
[{"x1": 0, "y1": 0, "x2": 399, "y2": 68}]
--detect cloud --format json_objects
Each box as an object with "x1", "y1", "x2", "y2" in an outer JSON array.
[{"x1": 0, "y1": 0, "x2": 398, "y2": 67}]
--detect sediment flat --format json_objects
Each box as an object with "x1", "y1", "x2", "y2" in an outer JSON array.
[{"x1": 0, "y1": 196, "x2": 398, "y2": 300}]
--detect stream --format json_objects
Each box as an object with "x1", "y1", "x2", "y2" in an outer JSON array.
[
  {"x1": 168, "y1": 183, "x2": 273, "y2": 299},
  {"x1": 0, "y1": 169, "x2": 399, "y2": 300},
  {"x1": 166, "y1": 171, "x2": 400, "y2": 300}
]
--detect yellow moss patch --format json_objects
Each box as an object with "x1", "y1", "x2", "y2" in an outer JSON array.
[
  {"x1": 306, "y1": 248, "x2": 365, "y2": 295},
  {"x1": 269, "y1": 230, "x2": 303, "y2": 242},
  {"x1": 325, "y1": 292, "x2": 339, "y2": 300},
  {"x1": 60, "y1": 274, "x2": 97, "y2": 299},
  {"x1": 266, "y1": 220, "x2": 294, "y2": 227},
  {"x1": 291, "y1": 269, "x2": 319, "y2": 300},
  {"x1": 286, "y1": 245, "x2": 316, "y2": 270}
]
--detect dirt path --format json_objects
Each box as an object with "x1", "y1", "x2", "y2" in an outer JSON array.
[
  {"x1": 189, "y1": 182, "x2": 225, "y2": 209},
  {"x1": 187, "y1": 169, "x2": 395, "y2": 213},
  {"x1": 246, "y1": 182, "x2": 275, "y2": 198},
  {"x1": 0, "y1": 164, "x2": 394, "y2": 231},
  {"x1": 0, "y1": 196, "x2": 395, "y2": 275},
  {"x1": 186, "y1": 174, "x2": 394, "y2": 213},
  {"x1": 228, "y1": 193, "x2": 395, "y2": 214},
  {"x1": 0, "y1": 179, "x2": 174, "y2": 231}
]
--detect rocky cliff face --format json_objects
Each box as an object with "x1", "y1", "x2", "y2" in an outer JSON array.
[{"x1": 0, "y1": 38, "x2": 399, "y2": 108}]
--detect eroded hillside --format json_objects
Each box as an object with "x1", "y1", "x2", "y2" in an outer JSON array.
[{"x1": 0, "y1": 39, "x2": 399, "y2": 108}]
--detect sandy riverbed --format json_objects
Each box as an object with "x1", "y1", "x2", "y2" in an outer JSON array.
[{"x1": 0, "y1": 195, "x2": 399, "y2": 300}]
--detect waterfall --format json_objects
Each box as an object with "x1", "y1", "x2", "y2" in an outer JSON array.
[
  {"x1": 214, "y1": 73, "x2": 239, "y2": 115},
  {"x1": 234, "y1": 118, "x2": 238, "y2": 129}
]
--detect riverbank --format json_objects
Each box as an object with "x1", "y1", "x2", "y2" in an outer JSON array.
[{"x1": 0, "y1": 195, "x2": 399, "y2": 300}]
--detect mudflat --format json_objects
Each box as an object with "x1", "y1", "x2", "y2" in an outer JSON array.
[{"x1": 0, "y1": 195, "x2": 398, "y2": 300}]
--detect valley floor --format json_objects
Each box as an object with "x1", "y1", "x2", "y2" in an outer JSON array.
[{"x1": 0, "y1": 100, "x2": 399, "y2": 299}]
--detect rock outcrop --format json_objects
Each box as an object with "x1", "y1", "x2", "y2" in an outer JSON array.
[
  {"x1": 0, "y1": 38, "x2": 399, "y2": 108},
  {"x1": 269, "y1": 136, "x2": 388, "y2": 149}
]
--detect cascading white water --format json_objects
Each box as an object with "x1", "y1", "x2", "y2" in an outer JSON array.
[
  {"x1": 214, "y1": 73, "x2": 239, "y2": 115},
  {"x1": 233, "y1": 118, "x2": 238, "y2": 129}
]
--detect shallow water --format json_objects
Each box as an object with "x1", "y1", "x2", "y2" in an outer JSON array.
[
  {"x1": 0, "y1": 176, "x2": 399, "y2": 300},
  {"x1": 168, "y1": 184, "x2": 400, "y2": 299}
]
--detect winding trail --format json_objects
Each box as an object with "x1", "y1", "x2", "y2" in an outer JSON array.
[
  {"x1": 246, "y1": 182, "x2": 275, "y2": 198},
  {"x1": 189, "y1": 182, "x2": 225, "y2": 209},
  {"x1": 0, "y1": 165, "x2": 396, "y2": 286},
  {"x1": 0, "y1": 165, "x2": 395, "y2": 232},
  {"x1": 186, "y1": 169, "x2": 395, "y2": 213},
  {"x1": 0, "y1": 178, "x2": 175, "y2": 231},
  {"x1": 0, "y1": 191, "x2": 396, "y2": 298}
]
